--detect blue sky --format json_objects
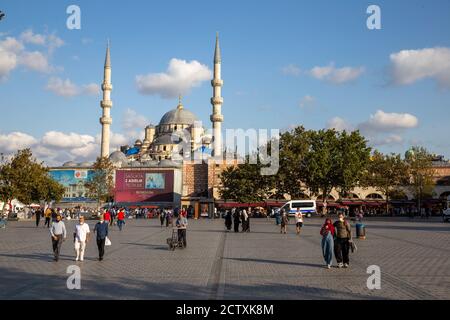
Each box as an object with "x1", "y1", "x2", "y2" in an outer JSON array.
[{"x1": 0, "y1": 0, "x2": 450, "y2": 165}]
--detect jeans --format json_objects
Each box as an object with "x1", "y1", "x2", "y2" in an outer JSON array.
[
  {"x1": 321, "y1": 232, "x2": 334, "y2": 265},
  {"x1": 45, "y1": 217, "x2": 51, "y2": 228},
  {"x1": 118, "y1": 220, "x2": 124, "y2": 231},
  {"x1": 334, "y1": 238, "x2": 350, "y2": 264},
  {"x1": 177, "y1": 229, "x2": 187, "y2": 247},
  {"x1": 52, "y1": 235, "x2": 63, "y2": 260},
  {"x1": 35, "y1": 215, "x2": 41, "y2": 227},
  {"x1": 97, "y1": 238, "x2": 106, "y2": 259}
]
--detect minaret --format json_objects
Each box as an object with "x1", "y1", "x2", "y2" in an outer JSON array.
[
  {"x1": 100, "y1": 41, "x2": 113, "y2": 158},
  {"x1": 210, "y1": 33, "x2": 224, "y2": 157}
]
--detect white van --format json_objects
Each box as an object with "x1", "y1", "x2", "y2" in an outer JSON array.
[{"x1": 279, "y1": 200, "x2": 317, "y2": 218}]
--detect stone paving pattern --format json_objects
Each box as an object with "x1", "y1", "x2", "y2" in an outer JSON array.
[{"x1": 0, "y1": 217, "x2": 449, "y2": 299}]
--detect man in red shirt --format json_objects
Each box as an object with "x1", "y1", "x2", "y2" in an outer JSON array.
[
  {"x1": 103, "y1": 209, "x2": 111, "y2": 224},
  {"x1": 117, "y1": 208, "x2": 125, "y2": 231}
]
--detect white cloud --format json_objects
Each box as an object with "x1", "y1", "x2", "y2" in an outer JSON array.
[
  {"x1": 18, "y1": 51, "x2": 51, "y2": 73},
  {"x1": 0, "y1": 37, "x2": 24, "y2": 53},
  {"x1": 310, "y1": 63, "x2": 365, "y2": 84},
  {"x1": 136, "y1": 58, "x2": 212, "y2": 98},
  {"x1": 46, "y1": 77, "x2": 99, "y2": 97},
  {"x1": 46, "y1": 77, "x2": 79, "y2": 97},
  {"x1": 282, "y1": 64, "x2": 301, "y2": 76},
  {"x1": 359, "y1": 110, "x2": 418, "y2": 132},
  {"x1": 299, "y1": 95, "x2": 315, "y2": 108},
  {"x1": 122, "y1": 108, "x2": 148, "y2": 130},
  {"x1": 0, "y1": 132, "x2": 38, "y2": 153},
  {"x1": 0, "y1": 47, "x2": 17, "y2": 80},
  {"x1": 82, "y1": 83, "x2": 100, "y2": 96},
  {"x1": 389, "y1": 47, "x2": 450, "y2": 88},
  {"x1": 326, "y1": 117, "x2": 354, "y2": 132},
  {"x1": 370, "y1": 134, "x2": 404, "y2": 146},
  {"x1": 20, "y1": 29, "x2": 46, "y2": 45},
  {"x1": 41, "y1": 131, "x2": 95, "y2": 149}
]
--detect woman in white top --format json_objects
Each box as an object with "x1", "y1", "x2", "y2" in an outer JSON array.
[{"x1": 295, "y1": 209, "x2": 303, "y2": 235}]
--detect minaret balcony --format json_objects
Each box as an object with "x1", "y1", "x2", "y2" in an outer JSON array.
[
  {"x1": 211, "y1": 79, "x2": 223, "y2": 87},
  {"x1": 210, "y1": 114, "x2": 224, "y2": 122},
  {"x1": 210, "y1": 97, "x2": 223, "y2": 105},
  {"x1": 101, "y1": 100, "x2": 113, "y2": 108},
  {"x1": 99, "y1": 116, "x2": 112, "y2": 125},
  {"x1": 102, "y1": 83, "x2": 113, "y2": 91}
]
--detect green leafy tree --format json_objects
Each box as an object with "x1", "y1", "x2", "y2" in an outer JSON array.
[
  {"x1": 364, "y1": 151, "x2": 409, "y2": 213},
  {"x1": 220, "y1": 155, "x2": 273, "y2": 203},
  {"x1": 85, "y1": 156, "x2": 115, "y2": 208},
  {"x1": 405, "y1": 147, "x2": 435, "y2": 210},
  {"x1": 271, "y1": 126, "x2": 310, "y2": 199},
  {"x1": 0, "y1": 149, "x2": 65, "y2": 217},
  {"x1": 301, "y1": 129, "x2": 371, "y2": 213}
]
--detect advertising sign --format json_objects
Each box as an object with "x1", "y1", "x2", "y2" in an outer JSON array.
[{"x1": 115, "y1": 170, "x2": 174, "y2": 203}]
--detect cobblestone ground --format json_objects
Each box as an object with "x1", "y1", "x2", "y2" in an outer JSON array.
[{"x1": 0, "y1": 217, "x2": 449, "y2": 300}]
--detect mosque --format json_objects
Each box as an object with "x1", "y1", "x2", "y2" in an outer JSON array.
[{"x1": 51, "y1": 35, "x2": 233, "y2": 217}]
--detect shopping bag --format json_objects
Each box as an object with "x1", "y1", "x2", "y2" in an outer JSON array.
[
  {"x1": 350, "y1": 240, "x2": 357, "y2": 253},
  {"x1": 105, "y1": 236, "x2": 112, "y2": 246}
]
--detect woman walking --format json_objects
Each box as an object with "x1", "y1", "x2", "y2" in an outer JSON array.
[
  {"x1": 280, "y1": 210, "x2": 288, "y2": 234},
  {"x1": 224, "y1": 210, "x2": 232, "y2": 231},
  {"x1": 320, "y1": 218, "x2": 335, "y2": 269},
  {"x1": 294, "y1": 208, "x2": 303, "y2": 235},
  {"x1": 233, "y1": 208, "x2": 240, "y2": 232}
]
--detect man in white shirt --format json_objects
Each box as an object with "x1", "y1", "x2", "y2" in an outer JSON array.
[
  {"x1": 73, "y1": 216, "x2": 90, "y2": 261},
  {"x1": 295, "y1": 209, "x2": 303, "y2": 235}
]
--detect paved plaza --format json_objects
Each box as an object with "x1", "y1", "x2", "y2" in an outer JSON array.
[{"x1": 0, "y1": 217, "x2": 449, "y2": 300}]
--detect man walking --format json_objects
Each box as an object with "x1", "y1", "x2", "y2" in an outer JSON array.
[
  {"x1": 44, "y1": 207, "x2": 52, "y2": 228},
  {"x1": 94, "y1": 215, "x2": 109, "y2": 261},
  {"x1": 175, "y1": 214, "x2": 188, "y2": 248},
  {"x1": 73, "y1": 216, "x2": 90, "y2": 261},
  {"x1": 117, "y1": 208, "x2": 125, "y2": 231},
  {"x1": 295, "y1": 208, "x2": 303, "y2": 235},
  {"x1": 35, "y1": 208, "x2": 42, "y2": 227},
  {"x1": 333, "y1": 212, "x2": 352, "y2": 268},
  {"x1": 50, "y1": 215, "x2": 66, "y2": 261},
  {"x1": 233, "y1": 208, "x2": 240, "y2": 232}
]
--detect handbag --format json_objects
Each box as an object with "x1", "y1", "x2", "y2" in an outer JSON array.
[
  {"x1": 349, "y1": 240, "x2": 357, "y2": 253},
  {"x1": 105, "y1": 236, "x2": 111, "y2": 246}
]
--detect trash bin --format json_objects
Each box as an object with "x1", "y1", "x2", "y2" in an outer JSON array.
[{"x1": 356, "y1": 223, "x2": 366, "y2": 239}]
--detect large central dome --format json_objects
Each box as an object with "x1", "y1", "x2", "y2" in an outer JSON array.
[
  {"x1": 159, "y1": 98, "x2": 198, "y2": 125},
  {"x1": 159, "y1": 107, "x2": 197, "y2": 125}
]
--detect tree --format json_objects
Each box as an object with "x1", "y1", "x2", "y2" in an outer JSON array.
[
  {"x1": 271, "y1": 126, "x2": 310, "y2": 199},
  {"x1": 0, "y1": 149, "x2": 65, "y2": 217},
  {"x1": 405, "y1": 147, "x2": 435, "y2": 211},
  {"x1": 301, "y1": 129, "x2": 371, "y2": 213},
  {"x1": 220, "y1": 155, "x2": 273, "y2": 203},
  {"x1": 363, "y1": 151, "x2": 409, "y2": 213},
  {"x1": 85, "y1": 156, "x2": 115, "y2": 208}
]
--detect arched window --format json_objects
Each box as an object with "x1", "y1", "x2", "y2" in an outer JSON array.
[{"x1": 366, "y1": 193, "x2": 383, "y2": 200}]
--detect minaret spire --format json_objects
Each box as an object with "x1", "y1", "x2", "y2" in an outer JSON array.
[
  {"x1": 210, "y1": 33, "x2": 224, "y2": 157},
  {"x1": 100, "y1": 41, "x2": 113, "y2": 158}
]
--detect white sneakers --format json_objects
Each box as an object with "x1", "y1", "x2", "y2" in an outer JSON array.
[
  {"x1": 327, "y1": 264, "x2": 331, "y2": 269},
  {"x1": 344, "y1": 263, "x2": 349, "y2": 268},
  {"x1": 75, "y1": 256, "x2": 79, "y2": 261},
  {"x1": 337, "y1": 263, "x2": 344, "y2": 268}
]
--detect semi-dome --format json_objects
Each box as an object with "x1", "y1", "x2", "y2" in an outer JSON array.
[
  {"x1": 159, "y1": 107, "x2": 197, "y2": 125},
  {"x1": 109, "y1": 151, "x2": 128, "y2": 163},
  {"x1": 153, "y1": 134, "x2": 182, "y2": 145}
]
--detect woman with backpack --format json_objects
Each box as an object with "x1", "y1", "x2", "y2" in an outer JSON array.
[{"x1": 320, "y1": 218, "x2": 335, "y2": 269}]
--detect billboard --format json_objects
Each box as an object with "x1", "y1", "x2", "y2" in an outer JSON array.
[
  {"x1": 49, "y1": 169, "x2": 94, "y2": 187},
  {"x1": 115, "y1": 170, "x2": 174, "y2": 203},
  {"x1": 49, "y1": 169, "x2": 95, "y2": 202}
]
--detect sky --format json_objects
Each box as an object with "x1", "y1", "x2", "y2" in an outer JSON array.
[{"x1": 0, "y1": 0, "x2": 450, "y2": 165}]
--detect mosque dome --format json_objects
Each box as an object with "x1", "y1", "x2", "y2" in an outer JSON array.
[
  {"x1": 62, "y1": 161, "x2": 77, "y2": 167},
  {"x1": 159, "y1": 98, "x2": 197, "y2": 126},
  {"x1": 109, "y1": 151, "x2": 128, "y2": 164},
  {"x1": 153, "y1": 134, "x2": 182, "y2": 145}
]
